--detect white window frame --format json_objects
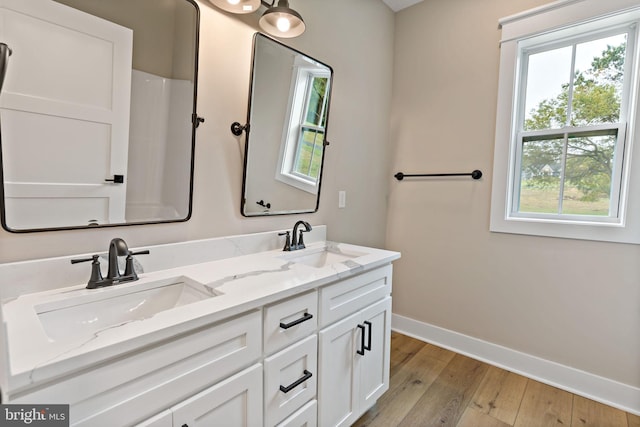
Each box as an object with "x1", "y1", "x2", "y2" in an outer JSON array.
[
  {"x1": 490, "y1": 0, "x2": 640, "y2": 243},
  {"x1": 275, "y1": 63, "x2": 330, "y2": 195}
]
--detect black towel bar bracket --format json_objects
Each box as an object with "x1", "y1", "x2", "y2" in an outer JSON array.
[{"x1": 394, "y1": 170, "x2": 482, "y2": 181}]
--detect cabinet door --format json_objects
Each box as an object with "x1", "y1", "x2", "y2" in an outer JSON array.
[
  {"x1": 318, "y1": 311, "x2": 360, "y2": 427},
  {"x1": 172, "y1": 364, "x2": 263, "y2": 427},
  {"x1": 358, "y1": 297, "x2": 391, "y2": 414}
]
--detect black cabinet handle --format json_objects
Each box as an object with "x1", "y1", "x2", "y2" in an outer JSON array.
[
  {"x1": 357, "y1": 324, "x2": 366, "y2": 355},
  {"x1": 279, "y1": 370, "x2": 312, "y2": 393},
  {"x1": 105, "y1": 174, "x2": 124, "y2": 183},
  {"x1": 279, "y1": 312, "x2": 313, "y2": 329},
  {"x1": 364, "y1": 321, "x2": 372, "y2": 351}
]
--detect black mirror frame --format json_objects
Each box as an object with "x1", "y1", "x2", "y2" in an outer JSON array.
[
  {"x1": 239, "y1": 33, "x2": 333, "y2": 217},
  {"x1": 0, "y1": 0, "x2": 202, "y2": 233}
]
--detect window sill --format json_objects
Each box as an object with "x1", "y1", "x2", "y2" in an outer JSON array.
[
  {"x1": 489, "y1": 213, "x2": 640, "y2": 244},
  {"x1": 275, "y1": 172, "x2": 318, "y2": 195}
]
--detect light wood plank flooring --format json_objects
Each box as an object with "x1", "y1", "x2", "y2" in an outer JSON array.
[{"x1": 353, "y1": 332, "x2": 640, "y2": 427}]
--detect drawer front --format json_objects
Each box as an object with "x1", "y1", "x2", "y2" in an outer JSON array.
[
  {"x1": 264, "y1": 335, "x2": 318, "y2": 427},
  {"x1": 264, "y1": 291, "x2": 318, "y2": 355},
  {"x1": 19, "y1": 310, "x2": 262, "y2": 427},
  {"x1": 319, "y1": 265, "x2": 392, "y2": 327},
  {"x1": 172, "y1": 363, "x2": 263, "y2": 427},
  {"x1": 135, "y1": 410, "x2": 172, "y2": 427},
  {"x1": 276, "y1": 400, "x2": 317, "y2": 427}
]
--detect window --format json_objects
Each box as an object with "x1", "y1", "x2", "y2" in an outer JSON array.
[
  {"x1": 516, "y1": 30, "x2": 630, "y2": 220},
  {"x1": 491, "y1": 0, "x2": 640, "y2": 243},
  {"x1": 276, "y1": 66, "x2": 331, "y2": 194}
]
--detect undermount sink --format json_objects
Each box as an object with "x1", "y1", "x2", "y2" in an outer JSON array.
[
  {"x1": 280, "y1": 245, "x2": 366, "y2": 268},
  {"x1": 35, "y1": 276, "x2": 221, "y2": 343}
]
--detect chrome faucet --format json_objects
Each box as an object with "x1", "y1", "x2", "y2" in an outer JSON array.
[{"x1": 71, "y1": 238, "x2": 149, "y2": 289}]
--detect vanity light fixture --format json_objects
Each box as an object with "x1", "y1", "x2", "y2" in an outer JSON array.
[
  {"x1": 208, "y1": 0, "x2": 305, "y2": 38},
  {"x1": 258, "y1": 0, "x2": 305, "y2": 38}
]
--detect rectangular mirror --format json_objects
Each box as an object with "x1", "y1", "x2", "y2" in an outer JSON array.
[
  {"x1": 241, "y1": 33, "x2": 333, "y2": 216},
  {"x1": 0, "y1": 0, "x2": 200, "y2": 232}
]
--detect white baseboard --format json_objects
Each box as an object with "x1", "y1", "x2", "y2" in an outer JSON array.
[{"x1": 392, "y1": 313, "x2": 640, "y2": 416}]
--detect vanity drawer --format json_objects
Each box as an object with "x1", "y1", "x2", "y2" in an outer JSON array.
[
  {"x1": 276, "y1": 400, "x2": 317, "y2": 427},
  {"x1": 136, "y1": 410, "x2": 172, "y2": 427},
  {"x1": 264, "y1": 335, "x2": 317, "y2": 427},
  {"x1": 171, "y1": 363, "x2": 263, "y2": 427},
  {"x1": 264, "y1": 290, "x2": 318, "y2": 354},
  {"x1": 15, "y1": 310, "x2": 262, "y2": 427},
  {"x1": 319, "y1": 264, "x2": 392, "y2": 327}
]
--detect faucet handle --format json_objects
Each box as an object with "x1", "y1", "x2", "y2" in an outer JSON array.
[
  {"x1": 297, "y1": 230, "x2": 307, "y2": 249},
  {"x1": 278, "y1": 231, "x2": 291, "y2": 251},
  {"x1": 124, "y1": 250, "x2": 150, "y2": 279},
  {"x1": 129, "y1": 250, "x2": 150, "y2": 256},
  {"x1": 70, "y1": 255, "x2": 96, "y2": 264},
  {"x1": 71, "y1": 255, "x2": 104, "y2": 288}
]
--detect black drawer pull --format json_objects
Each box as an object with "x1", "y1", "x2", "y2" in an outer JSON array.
[
  {"x1": 364, "y1": 320, "x2": 372, "y2": 351},
  {"x1": 279, "y1": 312, "x2": 313, "y2": 329},
  {"x1": 279, "y1": 370, "x2": 313, "y2": 393},
  {"x1": 357, "y1": 324, "x2": 366, "y2": 355},
  {"x1": 105, "y1": 174, "x2": 124, "y2": 183}
]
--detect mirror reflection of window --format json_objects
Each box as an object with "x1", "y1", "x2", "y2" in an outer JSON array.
[
  {"x1": 276, "y1": 63, "x2": 331, "y2": 194},
  {"x1": 293, "y1": 75, "x2": 329, "y2": 182},
  {"x1": 241, "y1": 33, "x2": 332, "y2": 217}
]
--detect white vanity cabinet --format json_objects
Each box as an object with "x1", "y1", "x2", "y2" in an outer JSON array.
[
  {"x1": 136, "y1": 265, "x2": 393, "y2": 427},
  {"x1": 317, "y1": 266, "x2": 393, "y2": 427},
  {"x1": 2, "y1": 242, "x2": 397, "y2": 427}
]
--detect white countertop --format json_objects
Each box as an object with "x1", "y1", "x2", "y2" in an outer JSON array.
[{"x1": 1, "y1": 240, "x2": 400, "y2": 394}]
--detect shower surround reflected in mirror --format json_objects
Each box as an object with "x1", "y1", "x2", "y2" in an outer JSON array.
[
  {"x1": 241, "y1": 33, "x2": 333, "y2": 216},
  {"x1": 0, "y1": 0, "x2": 200, "y2": 232}
]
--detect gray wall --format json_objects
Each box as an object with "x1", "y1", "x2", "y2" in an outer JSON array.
[{"x1": 386, "y1": 0, "x2": 640, "y2": 394}]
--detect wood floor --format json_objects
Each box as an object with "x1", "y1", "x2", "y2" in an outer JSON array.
[{"x1": 353, "y1": 332, "x2": 640, "y2": 427}]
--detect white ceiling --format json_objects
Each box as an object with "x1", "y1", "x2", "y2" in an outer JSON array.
[{"x1": 382, "y1": 0, "x2": 424, "y2": 12}]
